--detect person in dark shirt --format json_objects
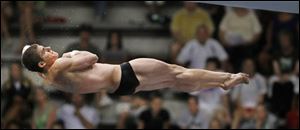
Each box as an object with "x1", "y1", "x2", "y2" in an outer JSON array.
[
  {"x1": 102, "y1": 31, "x2": 129, "y2": 64},
  {"x1": 64, "y1": 24, "x2": 101, "y2": 62},
  {"x1": 269, "y1": 30, "x2": 299, "y2": 119},
  {"x1": 266, "y1": 12, "x2": 298, "y2": 55},
  {"x1": 138, "y1": 96, "x2": 170, "y2": 129},
  {"x1": 1, "y1": 63, "x2": 33, "y2": 114},
  {"x1": 1, "y1": 63, "x2": 33, "y2": 128}
]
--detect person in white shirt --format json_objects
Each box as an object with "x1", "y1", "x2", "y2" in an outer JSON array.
[
  {"x1": 177, "y1": 24, "x2": 228, "y2": 69},
  {"x1": 231, "y1": 58, "x2": 267, "y2": 108},
  {"x1": 219, "y1": 7, "x2": 262, "y2": 47},
  {"x1": 190, "y1": 58, "x2": 228, "y2": 116},
  {"x1": 219, "y1": 7, "x2": 262, "y2": 72},
  {"x1": 58, "y1": 94, "x2": 100, "y2": 129},
  {"x1": 177, "y1": 96, "x2": 210, "y2": 129}
]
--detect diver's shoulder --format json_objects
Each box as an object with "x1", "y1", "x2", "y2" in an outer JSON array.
[{"x1": 52, "y1": 58, "x2": 72, "y2": 71}]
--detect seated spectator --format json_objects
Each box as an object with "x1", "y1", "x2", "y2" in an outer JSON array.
[
  {"x1": 51, "y1": 120, "x2": 65, "y2": 129},
  {"x1": 231, "y1": 58, "x2": 267, "y2": 108},
  {"x1": 16, "y1": 1, "x2": 47, "y2": 53},
  {"x1": 64, "y1": 24, "x2": 101, "y2": 61},
  {"x1": 34, "y1": 1, "x2": 47, "y2": 23},
  {"x1": 17, "y1": 2, "x2": 35, "y2": 53},
  {"x1": 2, "y1": 96, "x2": 32, "y2": 129},
  {"x1": 115, "y1": 96, "x2": 132, "y2": 129},
  {"x1": 255, "y1": 103, "x2": 278, "y2": 129},
  {"x1": 271, "y1": 30, "x2": 299, "y2": 77},
  {"x1": 116, "y1": 95, "x2": 148, "y2": 129},
  {"x1": 219, "y1": 7, "x2": 262, "y2": 47},
  {"x1": 94, "y1": 1, "x2": 108, "y2": 21},
  {"x1": 176, "y1": 24, "x2": 228, "y2": 69},
  {"x1": 257, "y1": 49, "x2": 273, "y2": 78},
  {"x1": 138, "y1": 96, "x2": 170, "y2": 129},
  {"x1": 199, "y1": 4, "x2": 225, "y2": 39},
  {"x1": 1, "y1": 63, "x2": 34, "y2": 115},
  {"x1": 144, "y1": 1, "x2": 169, "y2": 26},
  {"x1": 130, "y1": 94, "x2": 148, "y2": 120},
  {"x1": 205, "y1": 57, "x2": 223, "y2": 72},
  {"x1": 268, "y1": 30, "x2": 299, "y2": 119},
  {"x1": 58, "y1": 94, "x2": 100, "y2": 129},
  {"x1": 212, "y1": 107, "x2": 232, "y2": 129},
  {"x1": 209, "y1": 116, "x2": 222, "y2": 129},
  {"x1": 102, "y1": 31, "x2": 129, "y2": 64},
  {"x1": 219, "y1": 7, "x2": 262, "y2": 72},
  {"x1": 259, "y1": 12, "x2": 298, "y2": 78},
  {"x1": 170, "y1": 1, "x2": 214, "y2": 63},
  {"x1": 177, "y1": 96, "x2": 210, "y2": 129},
  {"x1": 32, "y1": 87, "x2": 57, "y2": 129},
  {"x1": 95, "y1": 89, "x2": 113, "y2": 108},
  {"x1": 190, "y1": 58, "x2": 228, "y2": 115},
  {"x1": 231, "y1": 105, "x2": 256, "y2": 129},
  {"x1": 4, "y1": 120, "x2": 21, "y2": 129},
  {"x1": 286, "y1": 97, "x2": 299, "y2": 129},
  {"x1": 1, "y1": 1, "x2": 13, "y2": 44},
  {"x1": 266, "y1": 12, "x2": 299, "y2": 54}
]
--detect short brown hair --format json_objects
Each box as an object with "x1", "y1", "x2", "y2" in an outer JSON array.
[{"x1": 21, "y1": 44, "x2": 44, "y2": 73}]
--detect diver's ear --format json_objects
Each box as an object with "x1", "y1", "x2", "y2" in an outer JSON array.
[{"x1": 38, "y1": 61, "x2": 46, "y2": 68}]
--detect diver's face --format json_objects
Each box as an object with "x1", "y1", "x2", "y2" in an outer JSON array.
[{"x1": 36, "y1": 45, "x2": 59, "y2": 69}]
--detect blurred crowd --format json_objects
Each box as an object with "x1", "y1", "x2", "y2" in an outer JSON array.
[{"x1": 1, "y1": 1, "x2": 299, "y2": 129}]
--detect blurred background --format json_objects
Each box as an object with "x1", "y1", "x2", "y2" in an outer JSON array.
[{"x1": 1, "y1": 1, "x2": 299, "y2": 129}]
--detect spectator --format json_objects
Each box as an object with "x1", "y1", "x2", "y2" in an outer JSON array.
[
  {"x1": 15, "y1": 2, "x2": 47, "y2": 53},
  {"x1": 130, "y1": 94, "x2": 148, "y2": 120},
  {"x1": 95, "y1": 89, "x2": 113, "y2": 108},
  {"x1": 2, "y1": 96, "x2": 32, "y2": 129},
  {"x1": 286, "y1": 97, "x2": 299, "y2": 129},
  {"x1": 170, "y1": 1, "x2": 214, "y2": 63},
  {"x1": 144, "y1": 1, "x2": 169, "y2": 26},
  {"x1": 18, "y1": 2, "x2": 35, "y2": 53},
  {"x1": 94, "y1": 1, "x2": 108, "y2": 21},
  {"x1": 212, "y1": 107, "x2": 232, "y2": 129},
  {"x1": 265, "y1": 12, "x2": 299, "y2": 54},
  {"x1": 51, "y1": 120, "x2": 65, "y2": 129},
  {"x1": 231, "y1": 58, "x2": 267, "y2": 108},
  {"x1": 177, "y1": 96, "x2": 210, "y2": 129},
  {"x1": 258, "y1": 12, "x2": 298, "y2": 78},
  {"x1": 138, "y1": 96, "x2": 170, "y2": 129},
  {"x1": 116, "y1": 95, "x2": 148, "y2": 129},
  {"x1": 272, "y1": 30, "x2": 299, "y2": 77},
  {"x1": 32, "y1": 87, "x2": 57, "y2": 129},
  {"x1": 200, "y1": 58, "x2": 233, "y2": 129},
  {"x1": 1, "y1": 1, "x2": 13, "y2": 44},
  {"x1": 1, "y1": 63, "x2": 33, "y2": 115},
  {"x1": 102, "y1": 31, "x2": 129, "y2": 64},
  {"x1": 199, "y1": 4, "x2": 225, "y2": 39},
  {"x1": 58, "y1": 94, "x2": 100, "y2": 129},
  {"x1": 190, "y1": 58, "x2": 228, "y2": 115},
  {"x1": 209, "y1": 116, "x2": 222, "y2": 129},
  {"x1": 116, "y1": 96, "x2": 132, "y2": 129},
  {"x1": 176, "y1": 24, "x2": 228, "y2": 69},
  {"x1": 34, "y1": 1, "x2": 47, "y2": 22},
  {"x1": 64, "y1": 24, "x2": 101, "y2": 61},
  {"x1": 231, "y1": 106, "x2": 256, "y2": 129},
  {"x1": 268, "y1": 30, "x2": 299, "y2": 119},
  {"x1": 4, "y1": 120, "x2": 21, "y2": 129},
  {"x1": 257, "y1": 49, "x2": 273, "y2": 78},
  {"x1": 255, "y1": 103, "x2": 278, "y2": 129},
  {"x1": 219, "y1": 7, "x2": 262, "y2": 72}
]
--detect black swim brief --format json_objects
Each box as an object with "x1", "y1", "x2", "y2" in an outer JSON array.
[{"x1": 113, "y1": 62, "x2": 140, "y2": 96}]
